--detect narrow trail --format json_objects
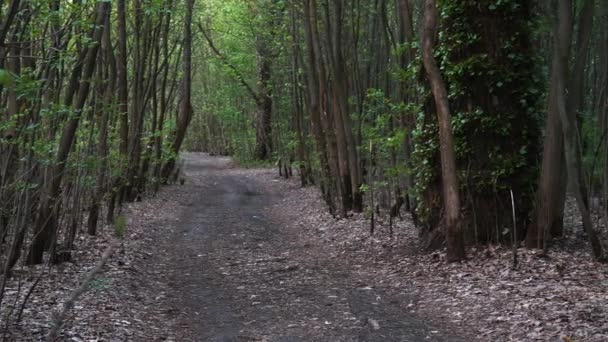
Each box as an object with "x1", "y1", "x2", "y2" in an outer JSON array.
[{"x1": 145, "y1": 154, "x2": 461, "y2": 342}]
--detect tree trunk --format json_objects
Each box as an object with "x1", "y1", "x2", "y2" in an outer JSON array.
[
  {"x1": 125, "y1": 0, "x2": 152, "y2": 201},
  {"x1": 161, "y1": 0, "x2": 195, "y2": 179},
  {"x1": 303, "y1": 0, "x2": 336, "y2": 215},
  {"x1": 116, "y1": 0, "x2": 129, "y2": 160},
  {"x1": 290, "y1": 6, "x2": 311, "y2": 186},
  {"x1": 255, "y1": 46, "x2": 273, "y2": 160},
  {"x1": 553, "y1": 0, "x2": 604, "y2": 261},
  {"x1": 527, "y1": 76, "x2": 567, "y2": 248},
  {"x1": 396, "y1": 0, "x2": 417, "y2": 212},
  {"x1": 27, "y1": 2, "x2": 110, "y2": 265},
  {"x1": 111, "y1": 0, "x2": 129, "y2": 215},
  {"x1": 88, "y1": 12, "x2": 116, "y2": 236},
  {"x1": 331, "y1": 0, "x2": 362, "y2": 212},
  {"x1": 421, "y1": 0, "x2": 465, "y2": 262}
]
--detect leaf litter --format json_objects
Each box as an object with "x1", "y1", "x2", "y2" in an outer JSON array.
[
  {"x1": 265, "y1": 175, "x2": 608, "y2": 342},
  {"x1": 1, "y1": 154, "x2": 606, "y2": 342}
]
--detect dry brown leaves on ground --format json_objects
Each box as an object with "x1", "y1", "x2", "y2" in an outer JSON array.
[
  {"x1": 1, "y1": 158, "x2": 606, "y2": 342},
  {"x1": 0, "y1": 179, "x2": 199, "y2": 341},
  {"x1": 265, "y1": 172, "x2": 608, "y2": 342}
]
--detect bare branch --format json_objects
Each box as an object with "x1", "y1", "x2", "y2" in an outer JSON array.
[{"x1": 46, "y1": 240, "x2": 118, "y2": 341}]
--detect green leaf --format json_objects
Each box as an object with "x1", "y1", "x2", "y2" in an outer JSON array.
[{"x1": 0, "y1": 69, "x2": 12, "y2": 86}]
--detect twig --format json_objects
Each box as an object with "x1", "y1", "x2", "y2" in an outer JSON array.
[
  {"x1": 46, "y1": 240, "x2": 118, "y2": 342},
  {"x1": 510, "y1": 189, "x2": 518, "y2": 270},
  {"x1": 369, "y1": 140, "x2": 375, "y2": 236}
]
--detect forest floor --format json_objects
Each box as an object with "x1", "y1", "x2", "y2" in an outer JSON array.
[{"x1": 2, "y1": 153, "x2": 607, "y2": 341}]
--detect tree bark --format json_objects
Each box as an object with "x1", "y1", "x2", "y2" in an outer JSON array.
[
  {"x1": 421, "y1": 0, "x2": 465, "y2": 262},
  {"x1": 553, "y1": 0, "x2": 604, "y2": 261},
  {"x1": 528, "y1": 75, "x2": 567, "y2": 248},
  {"x1": 88, "y1": 11, "x2": 116, "y2": 236},
  {"x1": 290, "y1": 5, "x2": 311, "y2": 186},
  {"x1": 303, "y1": 0, "x2": 336, "y2": 215},
  {"x1": 331, "y1": 0, "x2": 362, "y2": 212},
  {"x1": 116, "y1": 0, "x2": 129, "y2": 160}
]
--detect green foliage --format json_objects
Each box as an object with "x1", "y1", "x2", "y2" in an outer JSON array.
[
  {"x1": 186, "y1": 0, "x2": 294, "y2": 166},
  {"x1": 355, "y1": 89, "x2": 411, "y2": 203},
  {"x1": 0, "y1": 0, "x2": 199, "y2": 273},
  {"x1": 183, "y1": 0, "x2": 259, "y2": 160},
  {"x1": 0, "y1": 69, "x2": 12, "y2": 86}
]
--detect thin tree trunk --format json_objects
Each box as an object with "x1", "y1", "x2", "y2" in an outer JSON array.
[
  {"x1": 161, "y1": 0, "x2": 195, "y2": 179},
  {"x1": 0, "y1": 0, "x2": 22, "y2": 66},
  {"x1": 27, "y1": 2, "x2": 110, "y2": 265},
  {"x1": 116, "y1": 0, "x2": 129, "y2": 160},
  {"x1": 304, "y1": 0, "x2": 336, "y2": 215},
  {"x1": 528, "y1": 75, "x2": 567, "y2": 249},
  {"x1": 110, "y1": 0, "x2": 129, "y2": 217},
  {"x1": 421, "y1": 0, "x2": 465, "y2": 262},
  {"x1": 290, "y1": 6, "x2": 310, "y2": 186},
  {"x1": 332, "y1": 0, "x2": 362, "y2": 212},
  {"x1": 554, "y1": 0, "x2": 604, "y2": 261},
  {"x1": 88, "y1": 12, "x2": 116, "y2": 235}
]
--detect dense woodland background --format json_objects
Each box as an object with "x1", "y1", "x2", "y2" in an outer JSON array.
[
  {"x1": 190, "y1": 0, "x2": 608, "y2": 261},
  {"x1": 0, "y1": 0, "x2": 606, "y2": 337}
]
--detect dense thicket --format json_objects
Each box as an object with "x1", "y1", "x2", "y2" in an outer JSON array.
[{"x1": 0, "y1": 0, "x2": 194, "y2": 284}]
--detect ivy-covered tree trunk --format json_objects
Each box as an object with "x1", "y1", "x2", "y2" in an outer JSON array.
[{"x1": 413, "y1": 0, "x2": 542, "y2": 246}]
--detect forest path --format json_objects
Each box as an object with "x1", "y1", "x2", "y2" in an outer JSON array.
[{"x1": 151, "y1": 153, "x2": 460, "y2": 342}]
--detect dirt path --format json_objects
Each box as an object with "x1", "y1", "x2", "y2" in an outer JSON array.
[{"x1": 142, "y1": 154, "x2": 462, "y2": 342}]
